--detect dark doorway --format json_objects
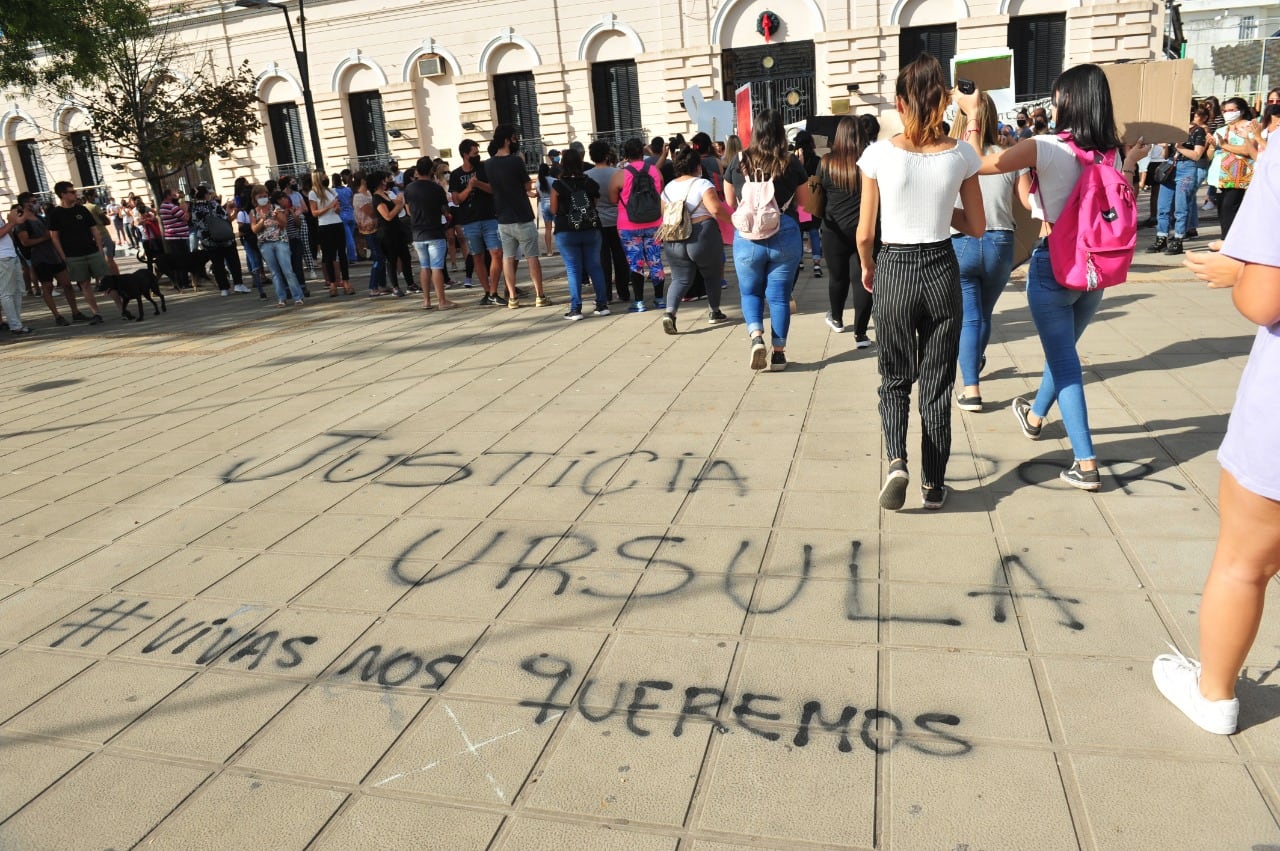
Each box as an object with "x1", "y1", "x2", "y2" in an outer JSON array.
[
  {"x1": 267, "y1": 101, "x2": 309, "y2": 177},
  {"x1": 722, "y1": 41, "x2": 816, "y2": 127},
  {"x1": 591, "y1": 60, "x2": 644, "y2": 151},
  {"x1": 69, "y1": 131, "x2": 103, "y2": 187},
  {"x1": 349, "y1": 90, "x2": 390, "y2": 173},
  {"x1": 494, "y1": 71, "x2": 542, "y2": 171},
  {"x1": 16, "y1": 140, "x2": 48, "y2": 193}
]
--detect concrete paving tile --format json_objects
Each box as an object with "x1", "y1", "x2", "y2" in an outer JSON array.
[
  {"x1": 648, "y1": 527, "x2": 768, "y2": 578},
  {"x1": 883, "y1": 493, "x2": 997, "y2": 536},
  {"x1": 1103, "y1": 494, "x2": 1222, "y2": 540},
  {"x1": 141, "y1": 772, "x2": 346, "y2": 850},
  {"x1": 1040, "y1": 657, "x2": 1235, "y2": 756},
  {"x1": 887, "y1": 744, "x2": 1075, "y2": 849},
  {"x1": 496, "y1": 819, "x2": 676, "y2": 851},
  {"x1": 1234, "y1": 677, "x2": 1280, "y2": 761},
  {"x1": 0, "y1": 537, "x2": 105, "y2": 584},
  {"x1": 390, "y1": 560, "x2": 526, "y2": 621},
  {"x1": 1159, "y1": 586, "x2": 1280, "y2": 669},
  {"x1": 0, "y1": 649, "x2": 95, "y2": 721},
  {"x1": 579, "y1": 488, "x2": 689, "y2": 527},
  {"x1": 698, "y1": 728, "x2": 875, "y2": 846},
  {"x1": 0, "y1": 735, "x2": 91, "y2": 820},
  {"x1": 883, "y1": 583, "x2": 1026, "y2": 652},
  {"x1": 690, "y1": 840, "x2": 793, "y2": 851},
  {"x1": 314, "y1": 795, "x2": 503, "y2": 850},
  {"x1": 0, "y1": 503, "x2": 81, "y2": 537},
  {"x1": 236, "y1": 684, "x2": 429, "y2": 784},
  {"x1": 446, "y1": 625, "x2": 606, "y2": 703},
  {"x1": 1070, "y1": 754, "x2": 1280, "y2": 850},
  {"x1": 500, "y1": 568, "x2": 638, "y2": 627},
  {"x1": 403, "y1": 483, "x2": 515, "y2": 517},
  {"x1": 290, "y1": 556, "x2": 416, "y2": 613},
  {"x1": 111, "y1": 599, "x2": 276, "y2": 666},
  {"x1": 247, "y1": 479, "x2": 366, "y2": 514},
  {"x1": 8, "y1": 472, "x2": 111, "y2": 503},
  {"x1": 118, "y1": 507, "x2": 242, "y2": 548},
  {"x1": 747, "y1": 576, "x2": 879, "y2": 644},
  {"x1": 190, "y1": 510, "x2": 315, "y2": 551},
  {"x1": 528, "y1": 711, "x2": 711, "y2": 826},
  {"x1": 324, "y1": 617, "x2": 484, "y2": 693},
  {"x1": 0, "y1": 586, "x2": 99, "y2": 644},
  {"x1": 369, "y1": 698, "x2": 556, "y2": 804},
  {"x1": 113, "y1": 670, "x2": 303, "y2": 761},
  {"x1": 881, "y1": 533, "x2": 1002, "y2": 585},
  {"x1": 618, "y1": 571, "x2": 752, "y2": 637},
  {"x1": 33, "y1": 595, "x2": 184, "y2": 653},
  {"x1": 1022, "y1": 589, "x2": 1170, "y2": 657},
  {"x1": 198, "y1": 552, "x2": 342, "y2": 605},
  {"x1": 491, "y1": 486, "x2": 595, "y2": 522},
  {"x1": 34, "y1": 542, "x2": 177, "y2": 590},
  {"x1": 177, "y1": 476, "x2": 293, "y2": 512},
  {"x1": 594, "y1": 634, "x2": 737, "y2": 696},
  {"x1": 116, "y1": 547, "x2": 254, "y2": 596},
  {"x1": 0, "y1": 752, "x2": 210, "y2": 851},
  {"x1": 539, "y1": 523, "x2": 668, "y2": 572},
  {"x1": 679, "y1": 488, "x2": 781, "y2": 529},
  {"x1": 6, "y1": 659, "x2": 192, "y2": 744},
  {"x1": 1003, "y1": 536, "x2": 1145, "y2": 590},
  {"x1": 216, "y1": 608, "x2": 375, "y2": 678},
  {"x1": 736, "y1": 641, "x2": 878, "y2": 712},
  {"x1": 352, "y1": 515, "x2": 480, "y2": 561},
  {"x1": 116, "y1": 474, "x2": 225, "y2": 507},
  {"x1": 1125, "y1": 536, "x2": 1214, "y2": 591},
  {"x1": 270, "y1": 513, "x2": 393, "y2": 556}
]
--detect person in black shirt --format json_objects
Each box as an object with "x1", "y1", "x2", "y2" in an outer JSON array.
[
  {"x1": 815, "y1": 116, "x2": 875, "y2": 343},
  {"x1": 15, "y1": 192, "x2": 82, "y2": 325},
  {"x1": 485, "y1": 124, "x2": 548, "y2": 308},
  {"x1": 1150, "y1": 107, "x2": 1209, "y2": 255},
  {"x1": 404, "y1": 156, "x2": 457, "y2": 310},
  {"x1": 47, "y1": 182, "x2": 105, "y2": 323},
  {"x1": 449, "y1": 139, "x2": 504, "y2": 305}
]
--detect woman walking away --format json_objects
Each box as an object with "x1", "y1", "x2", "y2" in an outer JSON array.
[
  {"x1": 309, "y1": 171, "x2": 352, "y2": 295},
  {"x1": 1161, "y1": 145, "x2": 1280, "y2": 735},
  {"x1": 957, "y1": 64, "x2": 1149, "y2": 492},
  {"x1": 1208, "y1": 98, "x2": 1258, "y2": 240},
  {"x1": 609, "y1": 138, "x2": 667, "y2": 311},
  {"x1": 250, "y1": 186, "x2": 305, "y2": 306},
  {"x1": 726, "y1": 109, "x2": 811, "y2": 371},
  {"x1": 950, "y1": 92, "x2": 1031, "y2": 411},
  {"x1": 816, "y1": 115, "x2": 874, "y2": 344},
  {"x1": 371, "y1": 172, "x2": 410, "y2": 298},
  {"x1": 858, "y1": 54, "x2": 985, "y2": 511},
  {"x1": 550, "y1": 148, "x2": 610, "y2": 320},
  {"x1": 659, "y1": 145, "x2": 733, "y2": 333}
]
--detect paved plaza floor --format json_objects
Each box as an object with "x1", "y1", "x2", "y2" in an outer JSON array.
[{"x1": 0, "y1": 229, "x2": 1278, "y2": 850}]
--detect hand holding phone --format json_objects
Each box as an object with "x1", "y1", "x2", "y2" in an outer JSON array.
[{"x1": 957, "y1": 79, "x2": 976, "y2": 95}]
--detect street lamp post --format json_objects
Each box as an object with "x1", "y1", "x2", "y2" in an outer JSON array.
[{"x1": 234, "y1": 0, "x2": 324, "y2": 174}]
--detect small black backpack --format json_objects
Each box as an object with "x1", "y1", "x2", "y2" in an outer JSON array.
[
  {"x1": 623, "y1": 165, "x2": 662, "y2": 222},
  {"x1": 561, "y1": 178, "x2": 600, "y2": 231}
]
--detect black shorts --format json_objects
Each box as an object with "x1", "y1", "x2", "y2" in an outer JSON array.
[{"x1": 33, "y1": 260, "x2": 67, "y2": 283}]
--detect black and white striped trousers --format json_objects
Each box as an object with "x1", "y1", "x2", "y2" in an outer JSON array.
[{"x1": 872, "y1": 240, "x2": 962, "y2": 487}]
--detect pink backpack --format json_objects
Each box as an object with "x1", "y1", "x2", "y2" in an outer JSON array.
[{"x1": 1038, "y1": 133, "x2": 1137, "y2": 291}]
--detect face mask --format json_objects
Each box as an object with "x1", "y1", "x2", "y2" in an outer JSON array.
[
  {"x1": 256, "y1": 197, "x2": 269, "y2": 206},
  {"x1": 1222, "y1": 111, "x2": 1241, "y2": 123},
  {"x1": 469, "y1": 154, "x2": 480, "y2": 165},
  {"x1": 1016, "y1": 119, "x2": 1027, "y2": 127}
]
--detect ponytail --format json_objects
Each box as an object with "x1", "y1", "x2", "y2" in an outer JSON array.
[{"x1": 896, "y1": 54, "x2": 950, "y2": 147}]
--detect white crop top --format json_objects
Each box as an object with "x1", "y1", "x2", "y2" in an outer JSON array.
[{"x1": 858, "y1": 139, "x2": 982, "y2": 243}]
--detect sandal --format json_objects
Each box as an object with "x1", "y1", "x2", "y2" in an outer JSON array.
[
  {"x1": 343, "y1": 284, "x2": 355, "y2": 294},
  {"x1": 438, "y1": 302, "x2": 459, "y2": 311}
]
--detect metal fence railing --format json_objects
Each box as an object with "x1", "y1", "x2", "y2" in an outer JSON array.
[
  {"x1": 269, "y1": 161, "x2": 313, "y2": 180},
  {"x1": 1187, "y1": 31, "x2": 1279, "y2": 103}
]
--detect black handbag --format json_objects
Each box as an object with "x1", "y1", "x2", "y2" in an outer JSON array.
[{"x1": 1154, "y1": 159, "x2": 1176, "y2": 185}]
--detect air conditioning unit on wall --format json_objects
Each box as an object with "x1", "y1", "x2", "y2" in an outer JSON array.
[{"x1": 418, "y1": 56, "x2": 445, "y2": 78}]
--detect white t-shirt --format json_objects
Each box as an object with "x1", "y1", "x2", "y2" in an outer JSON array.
[
  {"x1": 952, "y1": 145, "x2": 1021, "y2": 233},
  {"x1": 308, "y1": 190, "x2": 343, "y2": 226},
  {"x1": 661, "y1": 177, "x2": 714, "y2": 219},
  {"x1": 1028, "y1": 135, "x2": 1124, "y2": 224},
  {"x1": 0, "y1": 231, "x2": 16, "y2": 260},
  {"x1": 858, "y1": 139, "x2": 982, "y2": 243}
]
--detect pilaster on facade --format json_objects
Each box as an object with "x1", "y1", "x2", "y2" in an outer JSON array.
[
  {"x1": 1068, "y1": 0, "x2": 1162, "y2": 63},
  {"x1": 533, "y1": 63, "x2": 572, "y2": 149},
  {"x1": 455, "y1": 74, "x2": 497, "y2": 136}
]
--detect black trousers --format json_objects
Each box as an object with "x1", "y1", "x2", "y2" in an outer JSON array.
[
  {"x1": 317, "y1": 222, "x2": 349, "y2": 284},
  {"x1": 822, "y1": 223, "x2": 873, "y2": 335},
  {"x1": 599, "y1": 225, "x2": 630, "y2": 301},
  {"x1": 873, "y1": 240, "x2": 962, "y2": 487},
  {"x1": 163, "y1": 238, "x2": 191, "y2": 288},
  {"x1": 206, "y1": 242, "x2": 244, "y2": 291},
  {"x1": 1218, "y1": 187, "x2": 1246, "y2": 240}
]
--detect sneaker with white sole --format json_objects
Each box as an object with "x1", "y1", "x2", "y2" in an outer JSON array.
[
  {"x1": 922, "y1": 484, "x2": 947, "y2": 510},
  {"x1": 1060, "y1": 461, "x2": 1101, "y2": 491},
  {"x1": 1152, "y1": 646, "x2": 1238, "y2": 734},
  {"x1": 879, "y1": 459, "x2": 909, "y2": 511},
  {"x1": 1011, "y1": 397, "x2": 1042, "y2": 440},
  {"x1": 749, "y1": 336, "x2": 767, "y2": 371},
  {"x1": 825, "y1": 313, "x2": 845, "y2": 333},
  {"x1": 854, "y1": 334, "x2": 871, "y2": 349}
]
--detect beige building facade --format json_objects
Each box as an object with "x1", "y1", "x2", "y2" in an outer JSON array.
[{"x1": 1, "y1": 0, "x2": 1166, "y2": 204}]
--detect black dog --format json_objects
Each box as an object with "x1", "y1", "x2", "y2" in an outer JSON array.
[{"x1": 96, "y1": 270, "x2": 167, "y2": 321}]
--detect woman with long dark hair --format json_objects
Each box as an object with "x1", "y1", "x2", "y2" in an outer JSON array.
[
  {"x1": 792, "y1": 129, "x2": 823, "y2": 278},
  {"x1": 725, "y1": 108, "x2": 811, "y2": 371},
  {"x1": 549, "y1": 148, "x2": 609, "y2": 320},
  {"x1": 958, "y1": 64, "x2": 1149, "y2": 491},
  {"x1": 1207, "y1": 97, "x2": 1258, "y2": 239},
  {"x1": 659, "y1": 145, "x2": 733, "y2": 332},
  {"x1": 815, "y1": 115, "x2": 873, "y2": 342},
  {"x1": 371, "y1": 171, "x2": 411, "y2": 298},
  {"x1": 949, "y1": 92, "x2": 1031, "y2": 411},
  {"x1": 858, "y1": 54, "x2": 985, "y2": 511},
  {"x1": 1151, "y1": 107, "x2": 1210, "y2": 255}
]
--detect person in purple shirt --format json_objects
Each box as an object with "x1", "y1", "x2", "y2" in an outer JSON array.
[{"x1": 1154, "y1": 148, "x2": 1280, "y2": 735}]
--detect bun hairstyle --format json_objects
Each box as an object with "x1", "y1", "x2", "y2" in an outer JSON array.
[
  {"x1": 672, "y1": 145, "x2": 703, "y2": 176},
  {"x1": 896, "y1": 54, "x2": 950, "y2": 147}
]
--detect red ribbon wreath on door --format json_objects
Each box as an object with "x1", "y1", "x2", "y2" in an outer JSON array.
[{"x1": 756, "y1": 11, "x2": 780, "y2": 43}]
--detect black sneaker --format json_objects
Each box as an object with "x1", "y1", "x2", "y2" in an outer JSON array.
[
  {"x1": 72, "y1": 312, "x2": 91, "y2": 322},
  {"x1": 956, "y1": 393, "x2": 983, "y2": 412},
  {"x1": 1060, "y1": 461, "x2": 1101, "y2": 491},
  {"x1": 854, "y1": 334, "x2": 871, "y2": 349},
  {"x1": 479, "y1": 294, "x2": 494, "y2": 306},
  {"x1": 563, "y1": 309, "x2": 584, "y2": 321},
  {"x1": 813, "y1": 264, "x2": 823, "y2": 278},
  {"x1": 491, "y1": 293, "x2": 508, "y2": 306},
  {"x1": 707, "y1": 310, "x2": 728, "y2": 325},
  {"x1": 825, "y1": 313, "x2": 845, "y2": 333},
  {"x1": 662, "y1": 313, "x2": 677, "y2": 335},
  {"x1": 1186, "y1": 229, "x2": 1199, "y2": 239},
  {"x1": 1146, "y1": 236, "x2": 1168, "y2": 253},
  {"x1": 749, "y1": 336, "x2": 767, "y2": 371},
  {"x1": 770, "y1": 350, "x2": 787, "y2": 371},
  {"x1": 55, "y1": 315, "x2": 70, "y2": 327},
  {"x1": 88, "y1": 314, "x2": 104, "y2": 325},
  {"x1": 1011, "y1": 397, "x2": 1042, "y2": 440},
  {"x1": 879, "y1": 459, "x2": 909, "y2": 511},
  {"x1": 922, "y1": 485, "x2": 948, "y2": 510},
  {"x1": 1164, "y1": 238, "x2": 1184, "y2": 256}
]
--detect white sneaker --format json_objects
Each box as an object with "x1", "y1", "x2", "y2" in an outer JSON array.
[
  {"x1": 220, "y1": 290, "x2": 230, "y2": 297},
  {"x1": 1152, "y1": 646, "x2": 1239, "y2": 734},
  {"x1": 1200, "y1": 200, "x2": 1214, "y2": 212},
  {"x1": 51, "y1": 287, "x2": 62, "y2": 297},
  {"x1": 233, "y1": 284, "x2": 252, "y2": 294}
]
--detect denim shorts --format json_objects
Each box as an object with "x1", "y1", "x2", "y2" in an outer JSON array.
[
  {"x1": 461, "y1": 219, "x2": 501, "y2": 254},
  {"x1": 413, "y1": 239, "x2": 448, "y2": 270},
  {"x1": 499, "y1": 221, "x2": 539, "y2": 258}
]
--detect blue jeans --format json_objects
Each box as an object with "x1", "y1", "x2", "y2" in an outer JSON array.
[
  {"x1": 1157, "y1": 160, "x2": 1200, "y2": 238},
  {"x1": 367, "y1": 236, "x2": 386, "y2": 292},
  {"x1": 555, "y1": 229, "x2": 607, "y2": 311},
  {"x1": 954, "y1": 230, "x2": 1015, "y2": 387},
  {"x1": 735, "y1": 216, "x2": 802, "y2": 346},
  {"x1": 342, "y1": 219, "x2": 358, "y2": 262},
  {"x1": 804, "y1": 226, "x2": 822, "y2": 260},
  {"x1": 1027, "y1": 245, "x2": 1103, "y2": 461},
  {"x1": 260, "y1": 240, "x2": 303, "y2": 301},
  {"x1": 241, "y1": 237, "x2": 264, "y2": 288}
]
